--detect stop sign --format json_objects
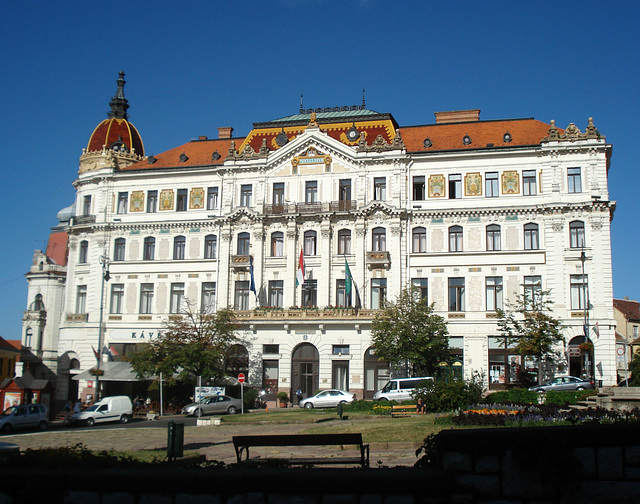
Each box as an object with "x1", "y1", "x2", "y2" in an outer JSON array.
[{"x1": 238, "y1": 373, "x2": 245, "y2": 383}]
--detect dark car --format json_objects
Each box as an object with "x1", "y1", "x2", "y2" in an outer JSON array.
[{"x1": 528, "y1": 376, "x2": 595, "y2": 393}]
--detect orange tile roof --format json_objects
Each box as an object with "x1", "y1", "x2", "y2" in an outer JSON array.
[
  {"x1": 614, "y1": 298, "x2": 640, "y2": 322},
  {"x1": 0, "y1": 336, "x2": 19, "y2": 353},
  {"x1": 400, "y1": 118, "x2": 555, "y2": 152},
  {"x1": 123, "y1": 138, "x2": 237, "y2": 171},
  {"x1": 46, "y1": 231, "x2": 68, "y2": 266}
]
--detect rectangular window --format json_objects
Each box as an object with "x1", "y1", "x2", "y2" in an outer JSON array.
[
  {"x1": 139, "y1": 283, "x2": 154, "y2": 314},
  {"x1": 411, "y1": 278, "x2": 428, "y2": 303},
  {"x1": 204, "y1": 235, "x2": 217, "y2": 259},
  {"x1": 305, "y1": 181, "x2": 318, "y2": 203},
  {"x1": 201, "y1": 282, "x2": 216, "y2": 313},
  {"x1": 113, "y1": 239, "x2": 126, "y2": 261},
  {"x1": 117, "y1": 192, "x2": 128, "y2": 214},
  {"x1": 570, "y1": 274, "x2": 588, "y2": 310},
  {"x1": 523, "y1": 170, "x2": 537, "y2": 196},
  {"x1": 524, "y1": 224, "x2": 539, "y2": 250},
  {"x1": 486, "y1": 277, "x2": 503, "y2": 311},
  {"x1": 338, "y1": 230, "x2": 351, "y2": 255},
  {"x1": 173, "y1": 237, "x2": 185, "y2": 260},
  {"x1": 371, "y1": 278, "x2": 387, "y2": 309},
  {"x1": 147, "y1": 190, "x2": 157, "y2": 213},
  {"x1": 268, "y1": 280, "x2": 284, "y2": 308},
  {"x1": 207, "y1": 187, "x2": 219, "y2": 210},
  {"x1": 448, "y1": 277, "x2": 465, "y2": 312},
  {"x1": 485, "y1": 172, "x2": 499, "y2": 198},
  {"x1": 332, "y1": 345, "x2": 350, "y2": 355},
  {"x1": 336, "y1": 279, "x2": 352, "y2": 307},
  {"x1": 374, "y1": 177, "x2": 386, "y2": 201},
  {"x1": 339, "y1": 179, "x2": 351, "y2": 201},
  {"x1": 235, "y1": 281, "x2": 250, "y2": 310},
  {"x1": 524, "y1": 276, "x2": 542, "y2": 309},
  {"x1": 302, "y1": 279, "x2": 318, "y2": 308},
  {"x1": 176, "y1": 189, "x2": 188, "y2": 211},
  {"x1": 110, "y1": 284, "x2": 124, "y2": 314},
  {"x1": 170, "y1": 283, "x2": 185, "y2": 314},
  {"x1": 83, "y1": 195, "x2": 92, "y2": 216},
  {"x1": 240, "y1": 184, "x2": 252, "y2": 207},
  {"x1": 303, "y1": 232, "x2": 316, "y2": 256},
  {"x1": 413, "y1": 176, "x2": 426, "y2": 200},
  {"x1": 143, "y1": 237, "x2": 155, "y2": 260},
  {"x1": 263, "y1": 344, "x2": 279, "y2": 354},
  {"x1": 76, "y1": 285, "x2": 87, "y2": 313},
  {"x1": 79, "y1": 241, "x2": 88, "y2": 264},
  {"x1": 568, "y1": 167, "x2": 582, "y2": 193},
  {"x1": 449, "y1": 227, "x2": 463, "y2": 252},
  {"x1": 449, "y1": 174, "x2": 462, "y2": 199},
  {"x1": 273, "y1": 182, "x2": 285, "y2": 205}
]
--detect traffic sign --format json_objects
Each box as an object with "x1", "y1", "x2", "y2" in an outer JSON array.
[{"x1": 238, "y1": 373, "x2": 245, "y2": 383}]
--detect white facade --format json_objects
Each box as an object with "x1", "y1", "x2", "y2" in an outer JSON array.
[{"x1": 22, "y1": 81, "x2": 617, "y2": 405}]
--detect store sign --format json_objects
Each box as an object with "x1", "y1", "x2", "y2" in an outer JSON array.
[
  {"x1": 109, "y1": 329, "x2": 163, "y2": 340},
  {"x1": 568, "y1": 346, "x2": 581, "y2": 358}
]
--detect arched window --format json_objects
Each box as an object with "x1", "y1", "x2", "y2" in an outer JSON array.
[
  {"x1": 33, "y1": 294, "x2": 44, "y2": 311},
  {"x1": 204, "y1": 235, "x2": 217, "y2": 259},
  {"x1": 338, "y1": 229, "x2": 351, "y2": 255},
  {"x1": 449, "y1": 226, "x2": 463, "y2": 252},
  {"x1": 569, "y1": 221, "x2": 585, "y2": 249},
  {"x1": 412, "y1": 227, "x2": 427, "y2": 253},
  {"x1": 271, "y1": 231, "x2": 284, "y2": 257},
  {"x1": 79, "y1": 240, "x2": 89, "y2": 264},
  {"x1": 173, "y1": 236, "x2": 186, "y2": 260},
  {"x1": 237, "y1": 232, "x2": 250, "y2": 255},
  {"x1": 143, "y1": 237, "x2": 155, "y2": 260},
  {"x1": 372, "y1": 227, "x2": 386, "y2": 252},
  {"x1": 304, "y1": 230, "x2": 317, "y2": 256},
  {"x1": 225, "y1": 344, "x2": 249, "y2": 377},
  {"x1": 113, "y1": 238, "x2": 126, "y2": 261},
  {"x1": 524, "y1": 223, "x2": 539, "y2": 250},
  {"x1": 25, "y1": 328, "x2": 33, "y2": 348},
  {"x1": 486, "y1": 224, "x2": 501, "y2": 251}
]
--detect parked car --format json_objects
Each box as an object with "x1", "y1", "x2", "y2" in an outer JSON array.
[
  {"x1": 0, "y1": 403, "x2": 49, "y2": 433},
  {"x1": 372, "y1": 377, "x2": 433, "y2": 402},
  {"x1": 528, "y1": 376, "x2": 595, "y2": 393},
  {"x1": 70, "y1": 395, "x2": 133, "y2": 426},
  {"x1": 181, "y1": 395, "x2": 242, "y2": 416},
  {"x1": 299, "y1": 389, "x2": 356, "y2": 409}
]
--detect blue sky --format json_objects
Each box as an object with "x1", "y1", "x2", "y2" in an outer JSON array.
[{"x1": 0, "y1": 1, "x2": 638, "y2": 340}]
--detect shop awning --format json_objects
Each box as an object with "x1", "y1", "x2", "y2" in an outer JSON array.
[{"x1": 72, "y1": 362, "x2": 141, "y2": 382}]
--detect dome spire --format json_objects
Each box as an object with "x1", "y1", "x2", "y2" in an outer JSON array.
[{"x1": 108, "y1": 71, "x2": 129, "y2": 120}]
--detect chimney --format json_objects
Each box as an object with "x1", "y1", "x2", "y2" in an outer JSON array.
[
  {"x1": 218, "y1": 127, "x2": 234, "y2": 139},
  {"x1": 434, "y1": 109, "x2": 481, "y2": 124},
  {"x1": 198, "y1": 136, "x2": 208, "y2": 141}
]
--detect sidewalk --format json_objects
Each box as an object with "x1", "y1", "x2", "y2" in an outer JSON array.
[{"x1": 2, "y1": 416, "x2": 421, "y2": 467}]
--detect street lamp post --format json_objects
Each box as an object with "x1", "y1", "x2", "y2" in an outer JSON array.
[
  {"x1": 580, "y1": 249, "x2": 592, "y2": 381},
  {"x1": 95, "y1": 254, "x2": 110, "y2": 402}
]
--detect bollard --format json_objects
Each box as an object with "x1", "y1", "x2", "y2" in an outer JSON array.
[
  {"x1": 167, "y1": 420, "x2": 184, "y2": 461},
  {"x1": 337, "y1": 401, "x2": 344, "y2": 420}
]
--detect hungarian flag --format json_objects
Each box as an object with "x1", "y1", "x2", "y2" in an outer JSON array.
[
  {"x1": 295, "y1": 248, "x2": 305, "y2": 286},
  {"x1": 592, "y1": 322, "x2": 600, "y2": 339}
]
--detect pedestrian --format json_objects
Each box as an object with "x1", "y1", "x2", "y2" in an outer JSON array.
[
  {"x1": 416, "y1": 398, "x2": 425, "y2": 414},
  {"x1": 63, "y1": 400, "x2": 72, "y2": 424},
  {"x1": 73, "y1": 399, "x2": 82, "y2": 414},
  {"x1": 295, "y1": 388, "x2": 303, "y2": 405}
]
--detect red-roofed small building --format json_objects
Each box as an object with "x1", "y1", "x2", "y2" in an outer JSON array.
[{"x1": 24, "y1": 74, "x2": 618, "y2": 410}]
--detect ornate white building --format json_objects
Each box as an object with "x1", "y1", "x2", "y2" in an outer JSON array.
[{"x1": 22, "y1": 74, "x2": 617, "y2": 407}]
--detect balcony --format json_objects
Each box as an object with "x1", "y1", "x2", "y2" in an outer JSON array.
[
  {"x1": 295, "y1": 202, "x2": 323, "y2": 214},
  {"x1": 330, "y1": 200, "x2": 357, "y2": 212},
  {"x1": 264, "y1": 204, "x2": 289, "y2": 215},
  {"x1": 366, "y1": 251, "x2": 391, "y2": 269},
  {"x1": 72, "y1": 215, "x2": 96, "y2": 226},
  {"x1": 234, "y1": 307, "x2": 377, "y2": 320},
  {"x1": 230, "y1": 254, "x2": 251, "y2": 269}
]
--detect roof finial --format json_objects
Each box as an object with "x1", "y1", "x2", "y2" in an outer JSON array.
[
  {"x1": 300, "y1": 93, "x2": 304, "y2": 114},
  {"x1": 108, "y1": 71, "x2": 129, "y2": 120},
  {"x1": 362, "y1": 88, "x2": 366, "y2": 108}
]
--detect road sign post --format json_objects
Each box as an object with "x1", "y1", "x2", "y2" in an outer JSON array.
[{"x1": 238, "y1": 373, "x2": 245, "y2": 414}]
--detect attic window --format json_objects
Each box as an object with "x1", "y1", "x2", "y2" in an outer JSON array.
[
  {"x1": 276, "y1": 130, "x2": 289, "y2": 147},
  {"x1": 110, "y1": 141, "x2": 128, "y2": 153},
  {"x1": 503, "y1": 132, "x2": 512, "y2": 143},
  {"x1": 212, "y1": 151, "x2": 221, "y2": 161},
  {"x1": 179, "y1": 153, "x2": 189, "y2": 162},
  {"x1": 462, "y1": 135, "x2": 472, "y2": 145},
  {"x1": 147, "y1": 156, "x2": 157, "y2": 164},
  {"x1": 423, "y1": 138, "x2": 432, "y2": 148}
]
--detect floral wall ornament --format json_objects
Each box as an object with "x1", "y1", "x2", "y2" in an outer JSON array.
[
  {"x1": 429, "y1": 175, "x2": 446, "y2": 197},
  {"x1": 464, "y1": 173, "x2": 482, "y2": 196},
  {"x1": 160, "y1": 189, "x2": 174, "y2": 211},
  {"x1": 190, "y1": 188, "x2": 204, "y2": 209},
  {"x1": 502, "y1": 170, "x2": 520, "y2": 194}
]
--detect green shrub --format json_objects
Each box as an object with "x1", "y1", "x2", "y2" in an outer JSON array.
[
  {"x1": 483, "y1": 388, "x2": 538, "y2": 405},
  {"x1": 415, "y1": 377, "x2": 483, "y2": 413},
  {"x1": 243, "y1": 388, "x2": 258, "y2": 410},
  {"x1": 544, "y1": 389, "x2": 596, "y2": 406}
]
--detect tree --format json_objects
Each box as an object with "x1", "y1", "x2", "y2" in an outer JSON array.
[
  {"x1": 496, "y1": 288, "x2": 565, "y2": 385},
  {"x1": 370, "y1": 287, "x2": 449, "y2": 376},
  {"x1": 128, "y1": 302, "x2": 238, "y2": 384}
]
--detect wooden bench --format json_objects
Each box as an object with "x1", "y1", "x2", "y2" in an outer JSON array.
[
  {"x1": 391, "y1": 405, "x2": 419, "y2": 417},
  {"x1": 232, "y1": 433, "x2": 369, "y2": 467}
]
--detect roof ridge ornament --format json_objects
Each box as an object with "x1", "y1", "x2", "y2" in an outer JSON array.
[
  {"x1": 108, "y1": 71, "x2": 129, "y2": 120},
  {"x1": 543, "y1": 118, "x2": 604, "y2": 143}
]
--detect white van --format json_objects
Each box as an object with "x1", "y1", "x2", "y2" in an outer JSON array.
[
  {"x1": 372, "y1": 377, "x2": 433, "y2": 402},
  {"x1": 71, "y1": 396, "x2": 133, "y2": 426}
]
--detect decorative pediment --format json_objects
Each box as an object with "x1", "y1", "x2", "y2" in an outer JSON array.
[
  {"x1": 227, "y1": 207, "x2": 259, "y2": 223},
  {"x1": 543, "y1": 118, "x2": 604, "y2": 142},
  {"x1": 226, "y1": 139, "x2": 270, "y2": 161},
  {"x1": 356, "y1": 129, "x2": 405, "y2": 153}
]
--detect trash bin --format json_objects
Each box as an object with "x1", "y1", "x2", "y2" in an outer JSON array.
[{"x1": 167, "y1": 420, "x2": 184, "y2": 460}]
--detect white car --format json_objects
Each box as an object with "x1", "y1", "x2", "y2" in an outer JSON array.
[
  {"x1": 299, "y1": 389, "x2": 355, "y2": 409},
  {"x1": 0, "y1": 404, "x2": 49, "y2": 433},
  {"x1": 70, "y1": 395, "x2": 133, "y2": 426}
]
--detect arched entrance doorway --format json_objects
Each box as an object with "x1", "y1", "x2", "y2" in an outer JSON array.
[
  {"x1": 363, "y1": 347, "x2": 389, "y2": 400},
  {"x1": 225, "y1": 344, "x2": 249, "y2": 378},
  {"x1": 568, "y1": 335, "x2": 593, "y2": 379},
  {"x1": 291, "y1": 343, "x2": 319, "y2": 400}
]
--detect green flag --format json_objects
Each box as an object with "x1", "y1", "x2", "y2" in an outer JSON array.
[{"x1": 345, "y1": 258, "x2": 353, "y2": 298}]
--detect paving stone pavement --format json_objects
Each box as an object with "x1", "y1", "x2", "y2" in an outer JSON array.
[{"x1": 1, "y1": 416, "x2": 421, "y2": 467}]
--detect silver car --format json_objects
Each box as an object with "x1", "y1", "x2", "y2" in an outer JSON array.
[
  {"x1": 181, "y1": 395, "x2": 242, "y2": 416},
  {"x1": 299, "y1": 389, "x2": 355, "y2": 409},
  {"x1": 0, "y1": 404, "x2": 49, "y2": 433},
  {"x1": 529, "y1": 376, "x2": 595, "y2": 393}
]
